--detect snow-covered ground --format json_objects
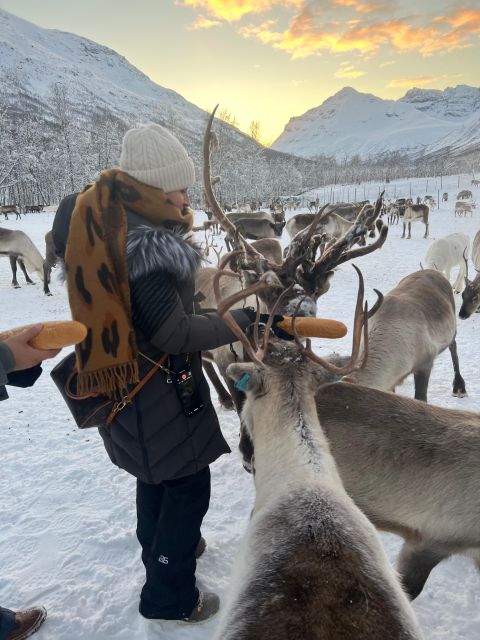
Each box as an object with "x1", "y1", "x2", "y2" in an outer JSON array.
[{"x1": 1, "y1": 173, "x2": 479, "y2": 639}]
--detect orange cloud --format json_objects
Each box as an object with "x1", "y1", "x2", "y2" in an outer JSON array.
[
  {"x1": 240, "y1": 6, "x2": 480, "y2": 58},
  {"x1": 186, "y1": 14, "x2": 222, "y2": 29},
  {"x1": 178, "y1": 0, "x2": 303, "y2": 22},
  {"x1": 387, "y1": 76, "x2": 437, "y2": 88}
]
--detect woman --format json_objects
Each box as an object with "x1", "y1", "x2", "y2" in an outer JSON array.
[{"x1": 52, "y1": 123, "x2": 256, "y2": 623}]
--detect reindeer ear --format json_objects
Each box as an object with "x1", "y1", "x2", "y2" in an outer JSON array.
[{"x1": 227, "y1": 362, "x2": 264, "y2": 393}]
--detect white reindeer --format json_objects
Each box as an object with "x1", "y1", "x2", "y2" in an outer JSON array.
[{"x1": 424, "y1": 232, "x2": 470, "y2": 293}]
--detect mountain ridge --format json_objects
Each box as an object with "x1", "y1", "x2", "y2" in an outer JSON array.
[{"x1": 272, "y1": 85, "x2": 480, "y2": 161}]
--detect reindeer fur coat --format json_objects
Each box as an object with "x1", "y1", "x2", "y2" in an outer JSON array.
[{"x1": 52, "y1": 199, "x2": 251, "y2": 483}]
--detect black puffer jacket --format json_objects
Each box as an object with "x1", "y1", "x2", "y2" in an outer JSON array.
[{"x1": 52, "y1": 202, "x2": 251, "y2": 483}]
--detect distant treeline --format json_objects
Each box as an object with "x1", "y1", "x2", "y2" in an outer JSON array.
[{"x1": 1, "y1": 83, "x2": 478, "y2": 208}]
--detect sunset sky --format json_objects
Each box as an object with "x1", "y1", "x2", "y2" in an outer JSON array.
[{"x1": 0, "y1": 0, "x2": 478, "y2": 144}]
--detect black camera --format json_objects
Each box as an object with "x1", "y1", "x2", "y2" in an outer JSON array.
[{"x1": 172, "y1": 368, "x2": 204, "y2": 417}]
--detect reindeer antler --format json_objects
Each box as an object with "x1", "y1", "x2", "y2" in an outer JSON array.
[
  {"x1": 311, "y1": 197, "x2": 388, "y2": 277},
  {"x1": 292, "y1": 264, "x2": 369, "y2": 376},
  {"x1": 203, "y1": 106, "x2": 266, "y2": 266},
  {"x1": 213, "y1": 251, "x2": 284, "y2": 366}
]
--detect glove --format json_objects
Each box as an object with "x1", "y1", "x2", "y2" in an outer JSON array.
[{"x1": 243, "y1": 308, "x2": 294, "y2": 341}]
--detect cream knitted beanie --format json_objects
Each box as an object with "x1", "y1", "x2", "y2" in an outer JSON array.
[{"x1": 119, "y1": 124, "x2": 195, "y2": 192}]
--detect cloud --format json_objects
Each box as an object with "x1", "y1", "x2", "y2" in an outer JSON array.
[
  {"x1": 178, "y1": 0, "x2": 303, "y2": 22},
  {"x1": 379, "y1": 60, "x2": 395, "y2": 67},
  {"x1": 334, "y1": 64, "x2": 366, "y2": 78},
  {"x1": 186, "y1": 14, "x2": 222, "y2": 29},
  {"x1": 387, "y1": 76, "x2": 437, "y2": 88},
  {"x1": 236, "y1": 3, "x2": 480, "y2": 59}
]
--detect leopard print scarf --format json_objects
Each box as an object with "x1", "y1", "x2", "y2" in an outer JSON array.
[{"x1": 65, "y1": 169, "x2": 194, "y2": 398}]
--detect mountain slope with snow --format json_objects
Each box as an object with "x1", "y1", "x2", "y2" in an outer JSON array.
[
  {"x1": 0, "y1": 8, "x2": 207, "y2": 139},
  {"x1": 272, "y1": 86, "x2": 479, "y2": 161}
]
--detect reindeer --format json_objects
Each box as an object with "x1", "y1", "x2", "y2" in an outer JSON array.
[
  {"x1": 401, "y1": 204, "x2": 429, "y2": 239},
  {"x1": 457, "y1": 190, "x2": 473, "y2": 200},
  {"x1": 471, "y1": 179, "x2": 480, "y2": 187},
  {"x1": 455, "y1": 201, "x2": 474, "y2": 217},
  {"x1": 0, "y1": 204, "x2": 21, "y2": 220},
  {"x1": 0, "y1": 228, "x2": 51, "y2": 295},
  {"x1": 197, "y1": 105, "x2": 388, "y2": 412},
  {"x1": 235, "y1": 289, "x2": 480, "y2": 603},
  {"x1": 227, "y1": 217, "x2": 284, "y2": 249},
  {"x1": 459, "y1": 230, "x2": 480, "y2": 319},
  {"x1": 215, "y1": 276, "x2": 422, "y2": 640},
  {"x1": 424, "y1": 232, "x2": 470, "y2": 293},
  {"x1": 442, "y1": 192, "x2": 449, "y2": 202},
  {"x1": 423, "y1": 195, "x2": 435, "y2": 206},
  {"x1": 386, "y1": 203, "x2": 400, "y2": 225},
  {"x1": 341, "y1": 269, "x2": 466, "y2": 400},
  {"x1": 286, "y1": 205, "x2": 378, "y2": 246}
]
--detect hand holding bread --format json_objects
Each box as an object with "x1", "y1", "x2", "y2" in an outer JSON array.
[{"x1": 0, "y1": 321, "x2": 87, "y2": 371}]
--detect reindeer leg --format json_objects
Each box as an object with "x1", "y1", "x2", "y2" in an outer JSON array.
[
  {"x1": 43, "y1": 263, "x2": 52, "y2": 296},
  {"x1": 397, "y1": 541, "x2": 449, "y2": 600},
  {"x1": 413, "y1": 360, "x2": 433, "y2": 401},
  {"x1": 9, "y1": 255, "x2": 20, "y2": 288},
  {"x1": 202, "y1": 360, "x2": 234, "y2": 410},
  {"x1": 402, "y1": 223, "x2": 406, "y2": 238},
  {"x1": 408, "y1": 222, "x2": 412, "y2": 239},
  {"x1": 18, "y1": 258, "x2": 35, "y2": 284},
  {"x1": 449, "y1": 338, "x2": 467, "y2": 397}
]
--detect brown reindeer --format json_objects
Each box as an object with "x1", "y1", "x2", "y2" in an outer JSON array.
[{"x1": 402, "y1": 204, "x2": 429, "y2": 239}]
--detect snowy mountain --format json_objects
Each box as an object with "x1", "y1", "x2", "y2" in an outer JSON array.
[
  {"x1": 272, "y1": 86, "x2": 480, "y2": 161},
  {"x1": 0, "y1": 8, "x2": 208, "y2": 143},
  {"x1": 400, "y1": 85, "x2": 480, "y2": 121}
]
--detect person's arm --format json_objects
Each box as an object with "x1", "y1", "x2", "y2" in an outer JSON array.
[
  {"x1": 130, "y1": 271, "x2": 252, "y2": 355},
  {"x1": 0, "y1": 325, "x2": 61, "y2": 396}
]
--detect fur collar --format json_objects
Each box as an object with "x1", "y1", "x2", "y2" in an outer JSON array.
[{"x1": 126, "y1": 225, "x2": 202, "y2": 283}]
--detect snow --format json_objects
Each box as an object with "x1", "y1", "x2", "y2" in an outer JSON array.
[
  {"x1": 271, "y1": 86, "x2": 480, "y2": 161},
  {"x1": 1, "y1": 172, "x2": 480, "y2": 639}
]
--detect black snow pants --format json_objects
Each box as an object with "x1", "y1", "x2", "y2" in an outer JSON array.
[{"x1": 136, "y1": 466, "x2": 211, "y2": 620}]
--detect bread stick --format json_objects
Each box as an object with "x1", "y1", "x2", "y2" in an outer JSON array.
[
  {"x1": 277, "y1": 317, "x2": 347, "y2": 339},
  {"x1": 0, "y1": 321, "x2": 87, "y2": 349}
]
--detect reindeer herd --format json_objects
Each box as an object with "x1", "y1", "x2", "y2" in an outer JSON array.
[{"x1": 1, "y1": 108, "x2": 480, "y2": 637}]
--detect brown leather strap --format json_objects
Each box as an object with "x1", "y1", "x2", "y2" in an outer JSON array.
[{"x1": 105, "y1": 352, "x2": 169, "y2": 424}]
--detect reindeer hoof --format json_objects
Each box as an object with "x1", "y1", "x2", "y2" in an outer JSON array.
[
  {"x1": 45, "y1": 292, "x2": 53, "y2": 297},
  {"x1": 13, "y1": 284, "x2": 21, "y2": 289},
  {"x1": 453, "y1": 390, "x2": 468, "y2": 398}
]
